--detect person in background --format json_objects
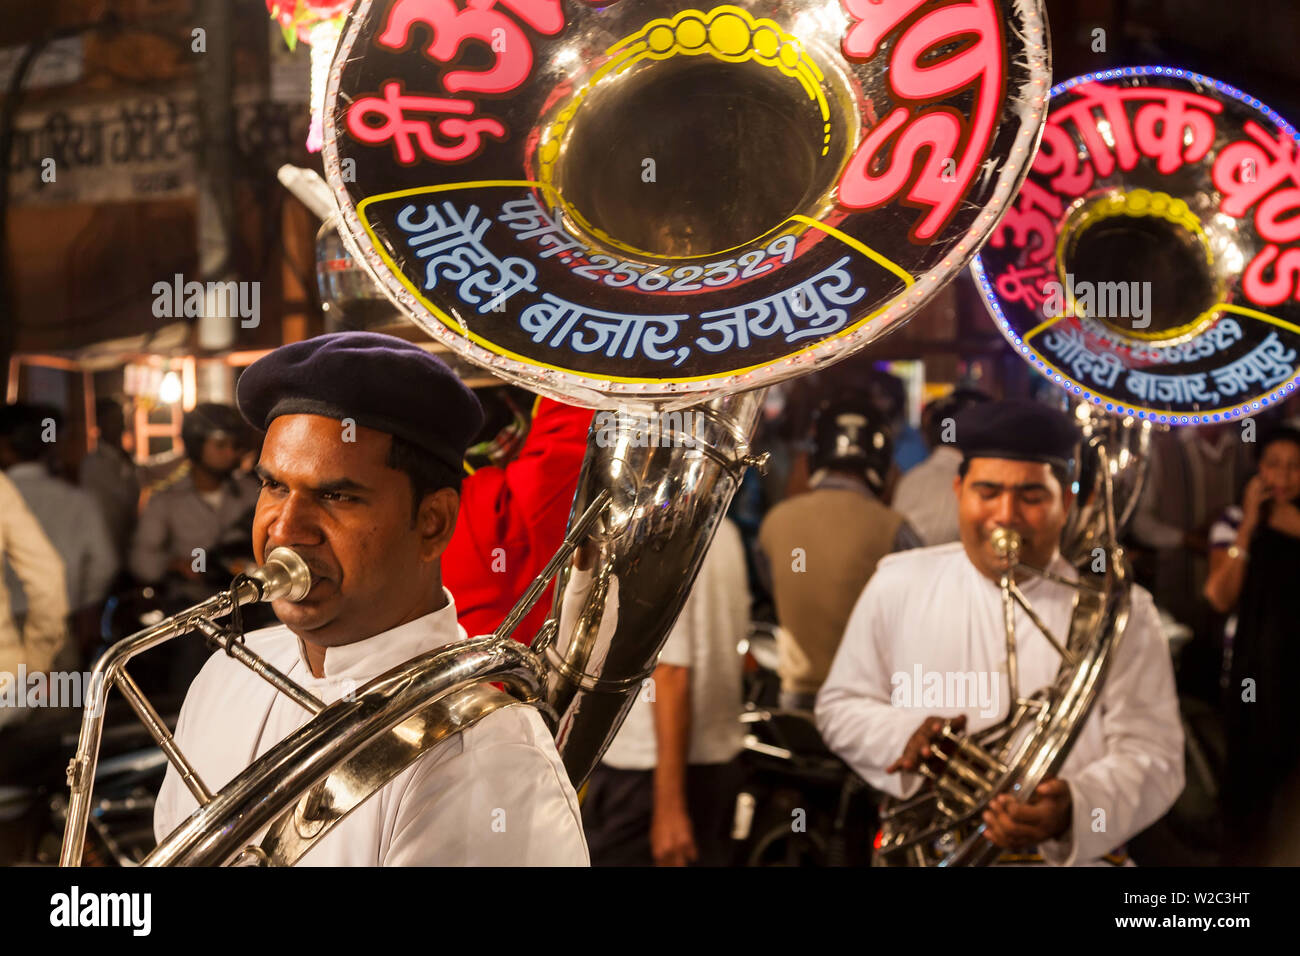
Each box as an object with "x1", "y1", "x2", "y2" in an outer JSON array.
[
  {"x1": 129, "y1": 403, "x2": 260, "y2": 603},
  {"x1": 0, "y1": 404, "x2": 116, "y2": 660},
  {"x1": 581, "y1": 519, "x2": 750, "y2": 866},
  {"x1": 774, "y1": 361, "x2": 917, "y2": 498},
  {"x1": 894, "y1": 388, "x2": 991, "y2": 546},
  {"x1": 0, "y1": 471, "x2": 68, "y2": 729},
  {"x1": 443, "y1": 387, "x2": 592, "y2": 642},
  {"x1": 79, "y1": 397, "x2": 141, "y2": 563},
  {"x1": 129, "y1": 403, "x2": 260, "y2": 690},
  {"x1": 865, "y1": 371, "x2": 927, "y2": 474},
  {"x1": 1129, "y1": 423, "x2": 1252, "y2": 698},
  {"x1": 1203, "y1": 425, "x2": 1300, "y2": 862},
  {"x1": 759, "y1": 395, "x2": 921, "y2": 711}
]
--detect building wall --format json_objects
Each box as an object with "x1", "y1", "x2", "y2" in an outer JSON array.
[{"x1": 3, "y1": 0, "x2": 315, "y2": 358}]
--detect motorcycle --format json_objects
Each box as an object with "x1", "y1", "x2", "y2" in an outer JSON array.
[
  {"x1": 0, "y1": 585, "x2": 179, "y2": 866},
  {"x1": 731, "y1": 623, "x2": 877, "y2": 866},
  {"x1": 0, "y1": 699, "x2": 168, "y2": 866}
]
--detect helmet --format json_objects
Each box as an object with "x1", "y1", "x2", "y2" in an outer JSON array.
[
  {"x1": 464, "y1": 385, "x2": 532, "y2": 471},
  {"x1": 809, "y1": 396, "x2": 893, "y2": 497},
  {"x1": 923, "y1": 388, "x2": 991, "y2": 447},
  {"x1": 181, "y1": 403, "x2": 247, "y2": 462}
]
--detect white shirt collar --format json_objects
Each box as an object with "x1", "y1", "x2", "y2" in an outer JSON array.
[{"x1": 294, "y1": 588, "x2": 468, "y2": 682}]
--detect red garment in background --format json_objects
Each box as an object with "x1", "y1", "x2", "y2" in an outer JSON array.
[{"x1": 444, "y1": 398, "x2": 593, "y2": 643}]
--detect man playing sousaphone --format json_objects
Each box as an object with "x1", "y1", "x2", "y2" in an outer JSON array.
[
  {"x1": 153, "y1": 332, "x2": 588, "y2": 865},
  {"x1": 816, "y1": 400, "x2": 1184, "y2": 865}
]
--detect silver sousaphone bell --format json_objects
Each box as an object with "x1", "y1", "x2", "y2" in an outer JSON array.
[{"x1": 63, "y1": 0, "x2": 1051, "y2": 866}]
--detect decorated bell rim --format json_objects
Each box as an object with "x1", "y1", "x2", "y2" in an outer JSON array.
[
  {"x1": 321, "y1": 0, "x2": 1051, "y2": 410},
  {"x1": 973, "y1": 64, "x2": 1300, "y2": 426}
]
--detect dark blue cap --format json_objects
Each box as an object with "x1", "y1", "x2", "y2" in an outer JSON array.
[
  {"x1": 236, "y1": 332, "x2": 484, "y2": 475},
  {"x1": 955, "y1": 399, "x2": 1080, "y2": 472}
]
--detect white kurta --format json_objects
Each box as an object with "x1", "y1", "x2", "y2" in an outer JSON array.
[
  {"x1": 601, "y1": 519, "x2": 749, "y2": 770},
  {"x1": 816, "y1": 542, "x2": 1184, "y2": 866},
  {"x1": 154, "y1": 591, "x2": 588, "y2": 866}
]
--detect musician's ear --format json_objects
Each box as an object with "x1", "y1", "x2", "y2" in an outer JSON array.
[
  {"x1": 416, "y1": 487, "x2": 459, "y2": 562},
  {"x1": 1053, "y1": 463, "x2": 1076, "y2": 510}
]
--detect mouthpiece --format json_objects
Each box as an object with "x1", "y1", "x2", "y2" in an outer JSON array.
[
  {"x1": 990, "y1": 527, "x2": 1022, "y2": 564},
  {"x1": 247, "y1": 547, "x2": 312, "y2": 603}
]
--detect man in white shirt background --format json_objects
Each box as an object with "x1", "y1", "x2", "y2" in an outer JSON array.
[
  {"x1": 817, "y1": 400, "x2": 1184, "y2": 865},
  {"x1": 130, "y1": 403, "x2": 261, "y2": 602},
  {"x1": 153, "y1": 331, "x2": 588, "y2": 866},
  {"x1": 893, "y1": 388, "x2": 990, "y2": 546},
  {"x1": 79, "y1": 397, "x2": 141, "y2": 564},
  {"x1": 0, "y1": 472, "x2": 68, "y2": 731},
  {"x1": 0, "y1": 403, "x2": 117, "y2": 663},
  {"x1": 130, "y1": 403, "x2": 263, "y2": 691},
  {"x1": 581, "y1": 518, "x2": 750, "y2": 866}
]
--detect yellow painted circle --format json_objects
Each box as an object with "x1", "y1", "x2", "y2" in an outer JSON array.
[
  {"x1": 753, "y1": 27, "x2": 780, "y2": 58},
  {"x1": 778, "y1": 41, "x2": 801, "y2": 68},
  {"x1": 708, "y1": 13, "x2": 751, "y2": 56},
  {"x1": 538, "y1": 137, "x2": 560, "y2": 165},
  {"x1": 648, "y1": 25, "x2": 674, "y2": 53},
  {"x1": 676, "y1": 18, "x2": 707, "y2": 49}
]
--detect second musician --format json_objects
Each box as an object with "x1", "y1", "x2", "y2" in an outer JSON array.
[{"x1": 816, "y1": 400, "x2": 1184, "y2": 865}]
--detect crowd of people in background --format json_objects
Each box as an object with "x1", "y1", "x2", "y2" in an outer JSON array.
[
  {"x1": 3, "y1": 359, "x2": 1300, "y2": 865},
  {"x1": 2, "y1": 400, "x2": 269, "y2": 700}
]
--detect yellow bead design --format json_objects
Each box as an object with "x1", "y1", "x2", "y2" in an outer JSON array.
[{"x1": 536, "y1": 5, "x2": 834, "y2": 250}]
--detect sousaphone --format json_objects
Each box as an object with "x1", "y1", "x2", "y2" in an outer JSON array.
[
  {"x1": 62, "y1": 0, "x2": 1050, "y2": 866},
  {"x1": 875, "y1": 66, "x2": 1300, "y2": 866}
]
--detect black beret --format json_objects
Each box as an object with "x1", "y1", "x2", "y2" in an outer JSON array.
[
  {"x1": 236, "y1": 332, "x2": 484, "y2": 475},
  {"x1": 954, "y1": 399, "x2": 1080, "y2": 472}
]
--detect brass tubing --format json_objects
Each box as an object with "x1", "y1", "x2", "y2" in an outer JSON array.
[
  {"x1": 1000, "y1": 572, "x2": 1020, "y2": 712},
  {"x1": 60, "y1": 586, "x2": 245, "y2": 866},
  {"x1": 113, "y1": 669, "x2": 213, "y2": 806},
  {"x1": 940, "y1": 752, "x2": 998, "y2": 797},
  {"x1": 191, "y1": 618, "x2": 325, "y2": 716},
  {"x1": 495, "y1": 488, "x2": 612, "y2": 646},
  {"x1": 1007, "y1": 582, "x2": 1079, "y2": 667}
]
